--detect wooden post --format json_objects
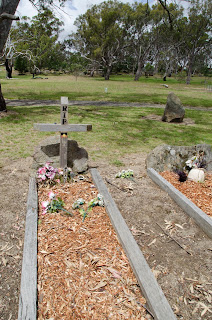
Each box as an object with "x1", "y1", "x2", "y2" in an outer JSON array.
[{"x1": 60, "y1": 97, "x2": 68, "y2": 181}]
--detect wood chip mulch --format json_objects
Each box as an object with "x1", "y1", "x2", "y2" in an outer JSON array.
[
  {"x1": 160, "y1": 171, "x2": 212, "y2": 217},
  {"x1": 37, "y1": 174, "x2": 148, "y2": 319}
]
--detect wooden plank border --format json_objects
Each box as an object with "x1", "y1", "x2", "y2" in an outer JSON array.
[
  {"x1": 18, "y1": 177, "x2": 37, "y2": 320},
  {"x1": 147, "y1": 168, "x2": 212, "y2": 239},
  {"x1": 90, "y1": 168, "x2": 177, "y2": 320}
]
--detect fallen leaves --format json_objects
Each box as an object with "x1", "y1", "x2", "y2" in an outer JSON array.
[{"x1": 179, "y1": 277, "x2": 212, "y2": 317}]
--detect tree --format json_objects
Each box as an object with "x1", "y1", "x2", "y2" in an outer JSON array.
[
  {"x1": 0, "y1": 0, "x2": 67, "y2": 111},
  {"x1": 150, "y1": 2, "x2": 184, "y2": 80},
  {"x1": 70, "y1": 0, "x2": 130, "y2": 80},
  {"x1": 125, "y1": 2, "x2": 153, "y2": 81},
  {"x1": 14, "y1": 55, "x2": 29, "y2": 74},
  {"x1": 179, "y1": 0, "x2": 212, "y2": 84},
  {"x1": 10, "y1": 8, "x2": 64, "y2": 72},
  {"x1": 0, "y1": 0, "x2": 20, "y2": 111}
]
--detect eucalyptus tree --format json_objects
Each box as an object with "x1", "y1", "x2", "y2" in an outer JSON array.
[
  {"x1": 10, "y1": 8, "x2": 64, "y2": 72},
  {"x1": 125, "y1": 2, "x2": 154, "y2": 81},
  {"x1": 179, "y1": 0, "x2": 212, "y2": 84},
  {"x1": 70, "y1": 0, "x2": 131, "y2": 80},
  {"x1": 0, "y1": 0, "x2": 67, "y2": 111},
  {"x1": 150, "y1": 2, "x2": 184, "y2": 80},
  {"x1": 0, "y1": 0, "x2": 20, "y2": 111}
]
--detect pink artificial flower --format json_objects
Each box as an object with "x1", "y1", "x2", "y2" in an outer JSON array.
[
  {"x1": 41, "y1": 200, "x2": 49, "y2": 215},
  {"x1": 38, "y1": 167, "x2": 46, "y2": 175},
  {"x1": 45, "y1": 162, "x2": 51, "y2": 169},
  {"x1": 47, "y1": 171, "x2": 55, "y2": 180},
  {"x1": 58, "y1": 168, "x2": 63, "y2": 175},
  {"x1": 41, "y1": 201, "x2": 49, "y2": 209},
  {"x1": 42, "y1": 209, "x2": 47, "y2": 215},
  {"x1": 48, "y1": 191, "x2": 55, "y2": 200}
]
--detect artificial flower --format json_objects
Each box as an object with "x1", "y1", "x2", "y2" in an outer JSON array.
[{"x1": 48, "y1": 191, "x2": 55, "y2": 200}]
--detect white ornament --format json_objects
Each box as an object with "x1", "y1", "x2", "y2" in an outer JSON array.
[{"x1": 188, "y1": 168, "x2": 205, "y2": 183}]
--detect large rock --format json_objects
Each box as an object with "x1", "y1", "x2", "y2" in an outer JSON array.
[
  {"x1": 145, "y1": 144, "x2": 212, "y2": 172},
  {"x1": 33, "y1": 135, "x2": 88, "y2": 173},
  {"x1": 162, "y1": 92, "x2": 185, "y2": 122}
]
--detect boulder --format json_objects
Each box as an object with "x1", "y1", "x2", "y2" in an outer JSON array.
[
  {"x1": 162, "y1": 92, "x2": 185, "y2": 123},
  {"x1": 33, "y1": 135, "x2": 88, "y2": 173},
  {"x1": 145, "y1": 144, "x2": 212, "y2": 172}
]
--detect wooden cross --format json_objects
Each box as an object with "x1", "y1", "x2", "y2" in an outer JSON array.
[{"x1": 34, "y1": 97, "x2": 92, "y2": 179}]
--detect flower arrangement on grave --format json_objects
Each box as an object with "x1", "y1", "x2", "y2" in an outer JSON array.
[
  {"x1": 41, "y1": 191, "x2": 73, "y2": 216},
  {"x1": 175, "y1": 152, "x2": 207, "y2": 183},
  {"x1": 115, "y1": 169, "x2": 134, "y2": 179},
  {"x1": 37, "y1": 162, "x2": 58, "y2": 182},
  {"x1": 37, "y1": 162, "x2": 74, "y2": 184},
  {"x1": 72, "y1": 194, "x2": 104, "y2": 221},
  {"x1": 185, "y1": 152, "x2": 207, "y2": 171}
]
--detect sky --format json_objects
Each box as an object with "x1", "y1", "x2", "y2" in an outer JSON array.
[
  {"x1": 16, "y1": 0, "x2": 155, "y2": 39},
  {"x1": 16, "y1": 0, "x2": 188, "y2": 39}
]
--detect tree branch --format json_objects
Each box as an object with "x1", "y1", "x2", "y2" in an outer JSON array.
[
  {"x1": 0, "y1": 13, "x2": 20, "y2": 22},
  {"x1": 158, "y1": 0, "x2": 173, "y2": 30}
]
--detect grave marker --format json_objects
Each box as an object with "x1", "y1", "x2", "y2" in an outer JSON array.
[{"x1": 34, "y1": 97, "x2": 92, "y2": 181}]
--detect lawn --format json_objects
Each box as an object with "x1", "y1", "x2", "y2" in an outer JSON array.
[
  {"x1": 0, "y1": 102, "x2": 211, "y2": 168},
  {"x1": 0, "y1": 71, "x2": 211, "y2": 167},
  {"x1": 0, "y1": 71, "x2": 212, "y2": 108}
]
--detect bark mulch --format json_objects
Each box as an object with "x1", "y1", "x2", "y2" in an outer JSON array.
[
  {"x1": 37, "y1": 173, "x2": 149, "y2": 319},
  {"x1": 160, "y1": 171, "x2": 212, "y2": 217}
]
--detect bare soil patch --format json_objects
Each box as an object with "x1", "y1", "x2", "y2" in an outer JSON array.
[
  {"x1": 0, "y1": 154, "x2": 212, "y2": 320},
  {"x1": 0, "y1": 110, "x2": 18, "y2": 119},
  {"x1": 140, "y1": 114, "x2": 195, "y2": 125}
]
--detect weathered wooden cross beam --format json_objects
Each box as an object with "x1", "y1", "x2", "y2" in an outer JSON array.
[{"x1": 34, "y1": 97, "x2": 92, "y2": 178}]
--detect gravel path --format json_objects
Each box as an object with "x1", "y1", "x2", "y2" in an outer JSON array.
[{"x1": 5, "y1": 99, "x2": 212, "y2": 111}]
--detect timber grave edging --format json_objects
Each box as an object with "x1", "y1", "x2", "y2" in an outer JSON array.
[
  {"x1": 18, "y1": 170, "x2": 177, "y2": 320},
  {"x1": 147, "y1": 168, "x2": 212, "y2": 239}
]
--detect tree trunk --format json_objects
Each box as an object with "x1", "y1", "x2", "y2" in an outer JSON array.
[
  {"x1": 0, "y1": 84, "x2": 6, "y2": 112},
  {"x1": 0, "y1": 0, "x2": 20, "y2": 111},
  {"x1": 5, "y1": 59, "x2": 12, "y2": 78},
  {"x1": 134, "y1": 61, "x2": 143, "y2": 81},
  {"x1": 186, "y1": 65, "x2": 192, "y2": 84},
  {"x1": 0, "y1": 0, "x2": 20, "y2": 54},
  {"x1": 104, "y1": 65, "x2": 112, "y2": 80}
]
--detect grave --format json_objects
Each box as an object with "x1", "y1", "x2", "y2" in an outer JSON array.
[
  {"x1": 18, "y1": 173, "x2": 177, "y2": 320},
  {"x1": 146, "y1": 144, "x2": 212, "y2": 238},
  {"x1": 19, "y1": 107, "x2": 177, "y2": 319}
]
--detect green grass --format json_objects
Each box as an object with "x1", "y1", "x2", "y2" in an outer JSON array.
[
  {"x1": 0, "y1": 71, "x2": 211, "y2": 167},
  {"x1": 0, "y1": 71, "x2": 211, "y2": 108},
  {"x1": 0, "y1": 103, "x2": 211, "y2": 167}
]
